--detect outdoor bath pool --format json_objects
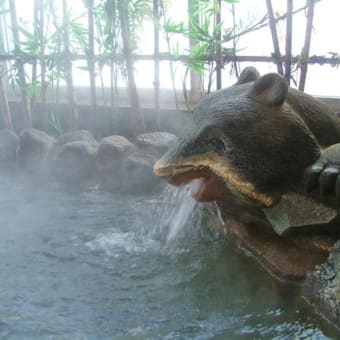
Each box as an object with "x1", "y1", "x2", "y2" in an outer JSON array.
[{"x1": 0, "y1": 167, "x2": 337, "y2": 339}]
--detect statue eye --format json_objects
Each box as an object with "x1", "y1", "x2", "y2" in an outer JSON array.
[{"x1": 209, "y1": 138, "x2": 225, "y2": 151}]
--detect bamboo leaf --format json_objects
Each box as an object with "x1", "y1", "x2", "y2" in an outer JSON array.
[
  {"x1": 163, "y1": 18, "x2": 188, "y2": 35},
  {"x1": 16, "y1": 25, "x2": 35, "y2": 41},
  {"x1": 212, "y1": 21, "x2": 223, "y2": 41}
]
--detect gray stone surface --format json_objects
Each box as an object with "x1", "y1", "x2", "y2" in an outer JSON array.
[
  {"x1": 10, "y1": 129, "x2": 171, "y2": 194},
  {"x1": 0, "y1": 129, "x2": 18, "y2": 162},
  {"x1": 121, "y1": 151, "x2": 164, "y2": 193},
  {"x1": 96, "y1": 134, "x2": 169, "y2": 193},
  {"x1": 303, "y1": 240, "x2": 340, "y2": 329},
  {"x1": 135, "y1": 132, "x2": 177, "y2": 156},
  {"x1": 16, "y1": 128, "x2": 55, "y2": 171},
  {"x1": 96, "y1": 135, "x2": 136, "y2": 173},
  {"x1": 57, "y1": 130, "x2": 97, "y2": 146},
  {"x1": 53, "y1": 141, "x2": 98, "y2": 182}
]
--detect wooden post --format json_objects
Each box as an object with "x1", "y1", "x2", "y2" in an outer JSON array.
[
  {"x1": 265, "y1": 0, "x2": 284, "y2": 75},
  {"x1": 299, "y1": 0, "x2": 315, "y2": 91},
  {"x1": 9, "y1": 0, "x2": 32, "y2": 128}
]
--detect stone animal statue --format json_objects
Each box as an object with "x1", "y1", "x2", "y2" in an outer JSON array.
[{"x1": 153, "y1": 67, "x2": 340, "y2": 234}]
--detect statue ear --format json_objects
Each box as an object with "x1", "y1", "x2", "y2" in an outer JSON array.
[
  {"x1": 249, "y1": 73, "x2": 288, "y2": 106},
  {"x1": 235, "y1": 66, "x2": 260, "y2": 85}
]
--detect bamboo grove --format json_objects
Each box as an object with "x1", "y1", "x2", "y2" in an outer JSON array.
[{"x1": 0, "y1": 0, "x2": 336, "y2": 135}]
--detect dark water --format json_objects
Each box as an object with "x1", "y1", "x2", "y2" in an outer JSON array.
[{"x1": 0, "y1": 167, "x2": 337, "y2": 339}]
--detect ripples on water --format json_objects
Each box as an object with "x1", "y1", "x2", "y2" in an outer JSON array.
[{"x1": 0, "y1": 167, "x2": 337, "y2": 339}]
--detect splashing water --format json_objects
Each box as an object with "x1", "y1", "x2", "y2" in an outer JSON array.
[
  {"x1": 166, "y1": 191, "x2": 197, "y2": 243},
  {"x1": 85, "y1": 184, "x2": 207, "y2": 258},
  {"x1": 148, "y1": 185, "x2": 201, "y2": 246}
]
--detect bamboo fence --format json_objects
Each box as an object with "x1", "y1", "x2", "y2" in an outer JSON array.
[{"x1": 0, "y1": 0, "x2": 338, "y2": 135}]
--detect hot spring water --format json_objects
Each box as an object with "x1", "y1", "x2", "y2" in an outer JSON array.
[{"x1": 0, "y1": 167, "x2": 337, "y2": 338}]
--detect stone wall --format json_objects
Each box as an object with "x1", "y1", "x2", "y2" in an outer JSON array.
[{"x1": 0, "y1": 128, "x2": 177, "y2": 194}]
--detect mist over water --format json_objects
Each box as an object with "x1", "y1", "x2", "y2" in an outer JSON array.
[{"x1": 0, "y1": 167, "x2": 336, "y2": 339}]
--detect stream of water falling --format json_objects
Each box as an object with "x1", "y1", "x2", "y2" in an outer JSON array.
[
  {"x1": 0, "y1": 167, "x2": 338, "y2": 339},
  {"x1": 149, "y1": 185, "x2": 200, "y2": 244}
]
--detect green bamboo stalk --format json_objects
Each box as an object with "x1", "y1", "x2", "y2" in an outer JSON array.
[
  {"x1": 9, "y1": 0, "x2": 32, "y2": 128},
  {"x1": 36, "y1": 0, "x2": 48, "y2": 131},
  {"x1": 231, "y1": 4, "x2": 240, "y2": 78},
  {"x1": 285, "y1": 0, "x2": 293, "y2": 84},
  {"x1": 87, "y1": 0, "x2": 97, "y2": 114},
  {"x1": 215, "y1": 0, "x2": 222, "y2": 89},
  {"x1": 299, "y1": 0, "x2": 315, "y2": 91},
  {"x1": 188, "y1": 0, "x2": 201, "y2": 105},
  {"x1": 0, "y1": 72, "x2": 13, "y2": 130},
  {"x1": 62, "y1": 0, "x2": 78, "y2": 131},
  {"x1": 118, "y1": 0, "x2": 145, "y2": 135},
  {"x1": 31, "y1": 0, "x2": 38, "y2": 108},
  {"x1": 153, "y1": 0, "x2": 160, "y2": 129},
  {"x1": 265, "y1": 0, "x2": 284, "y2": 75},
  {"x1": 0, "y1": 7, "x2": 13, "y2": 130},
  {"x1": 159, "y1": 1, "x2": 179, "y2": 111},
  {"x1": 49, "y1": 0, "x2": 61, "y2": 122}
]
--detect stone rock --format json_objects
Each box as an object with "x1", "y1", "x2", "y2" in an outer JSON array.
[
  {"x1": 96, "y1": 134, "x2": 164, "y2": 193},
  {"x1": 51, "y1": 130, "x2": 97, "y2": 165},
  {"x1": 0, "y1": 129, "x2": 19, "y2": 162},
  {"x1": 16, "y1": 128, "x2": 55, "y2": 171},
  {"x1": 135, "y1": 132, "x2": 177, "y2": 157},
  {"x1": 303, "y1": 240, "x2": 340, "y2": 329},
  {"x1": 57, "y1": 129, "x2": 97, "y2": 146},
  {"x1": 96, "y1": 135, "x2": 136, "y2": 173},
  {"x1": 53, "y1": 141, "x2": 98, "y2": 182},
  {"x1": 120, "y1": 151, "x2": 164, "y2": 193}
]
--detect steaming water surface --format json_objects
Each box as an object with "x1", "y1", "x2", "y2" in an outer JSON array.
[{"x1": 0, "y1": 167, "x2": 337, "y2": 339}]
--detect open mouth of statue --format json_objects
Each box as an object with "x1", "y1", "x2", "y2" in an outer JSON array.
[{"x1": 153, "y1": 163, "x2": 225, "y2": 202}]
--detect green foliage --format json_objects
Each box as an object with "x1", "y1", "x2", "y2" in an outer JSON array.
[
  {"x1": 101, "y1": 0, "x2": 153, "y2": 55},
  {"x1": 163, "y1": 19, "x2": 188, "y2": 35},
  {"x1": 16, "y1": 25, "x2": 39, "y2": 54},
  {"x1": 128, "y1": 0, "x2": 153, "y2": 24},
  {"x1": 69, "y1": 19, "x2": 89, "y2": 54},
  {"x1": 161, "y1": 0, "x2": 235, "y2": 86},
  {"x1": 2, "y1": 0, "x2": 247, "y2": 121},
  {"x1": 49, "y1": 110, "x2": 63, "y2": 135}
]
